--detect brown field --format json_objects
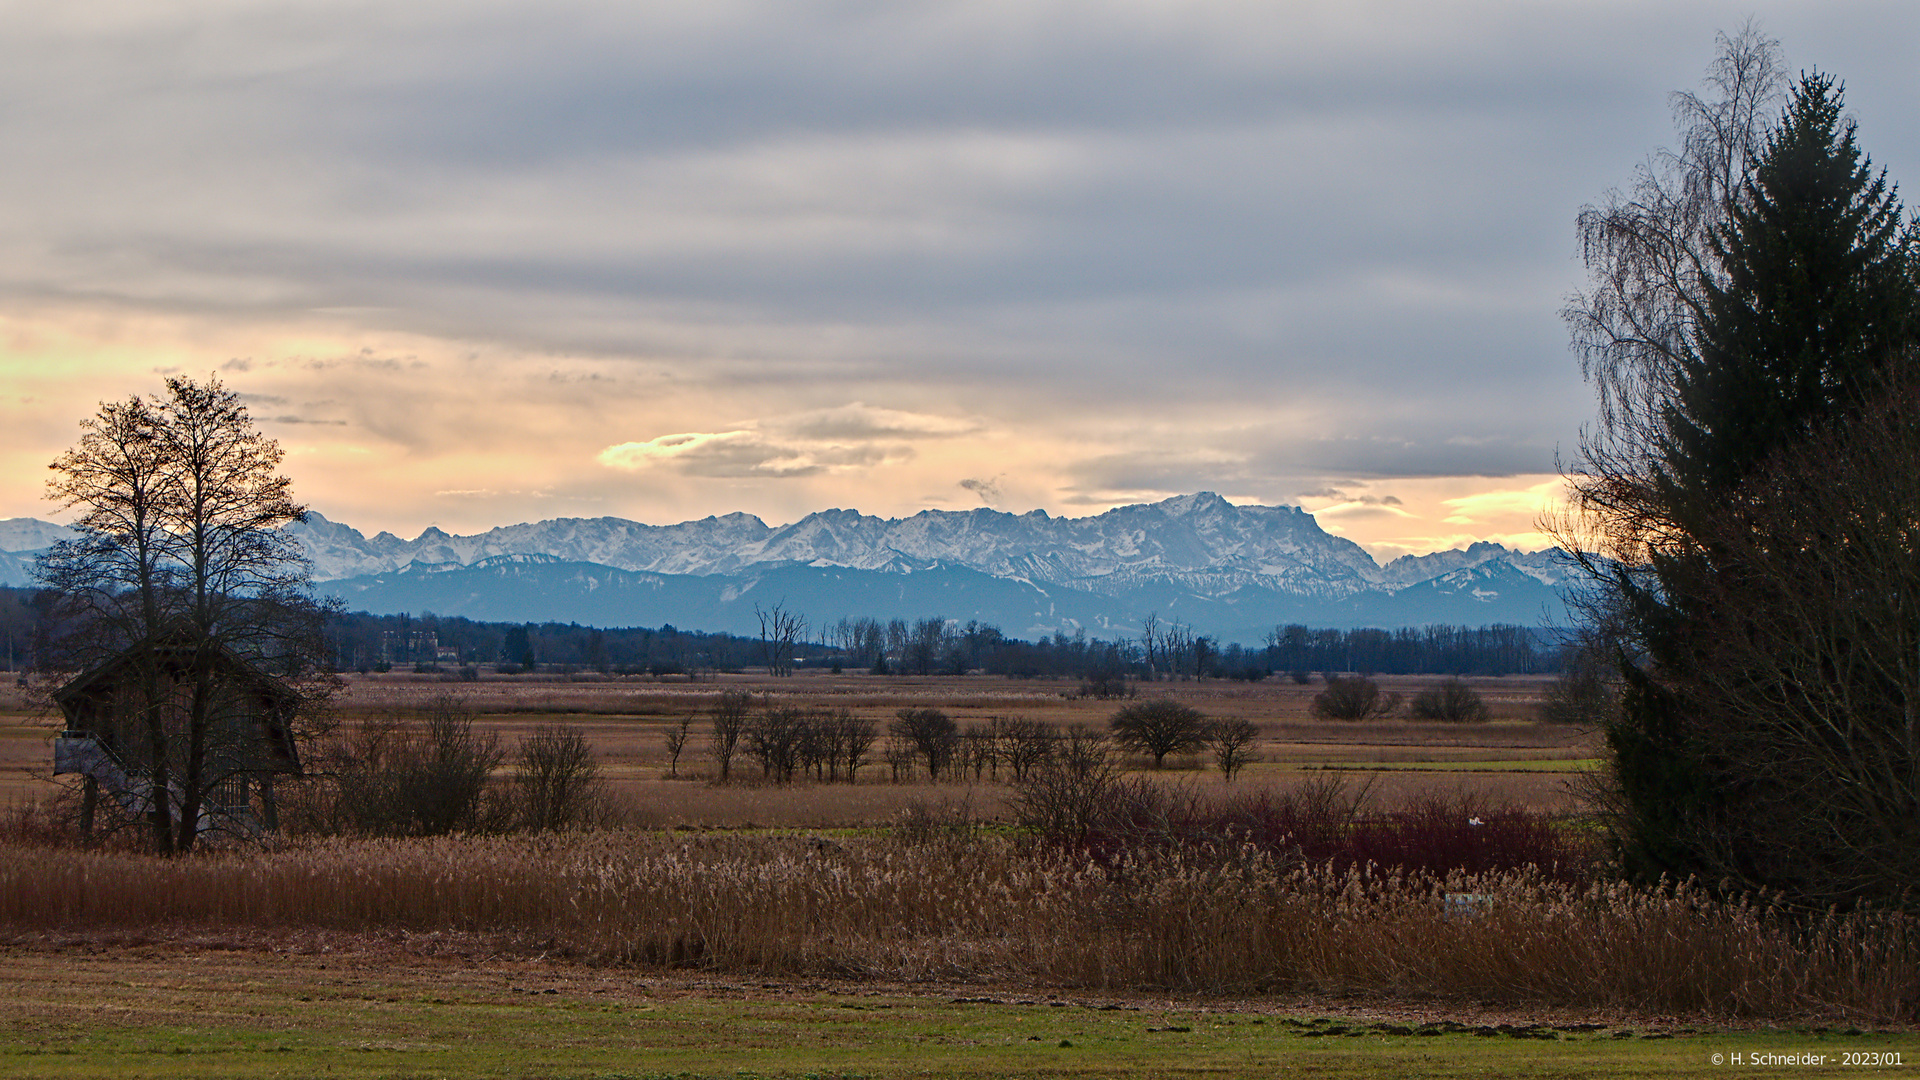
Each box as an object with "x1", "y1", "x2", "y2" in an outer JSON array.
[
  {"x1": 0, "y1": 670, "x2": 1596, "y2": 822},
  {"x1": 7, "y1": 669, "x2": 1919, "y2": 1069}
]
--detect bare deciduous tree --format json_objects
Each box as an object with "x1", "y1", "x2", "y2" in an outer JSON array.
[
  {"x1": 1205, "y1": 718, "x2": 1261, "y2": 782},
  {"x1": 707, "y1": 689, "x2": 752, "y2": 782},
  {"x1": 37, "y1": 376, "x2": 333, "y2": 854},
  {"x1": 890, "y1": 708, "x2": 958, "y2": 781},
  {"x1": 662, "y1": 714, "x2": 694, "y2": 779},
  {"x1": 1563, "y1": 21, "x2": 1785, "y2": 471},
  {"x1": 755, "y1": 602, "x2": 806, "y2": 677},
  {"x1": 1109, "y1": 699, "x2": 1206, "y2": 768},
  {"x1": 515, "y1": 723, "x2": 605, "y2": 832},
  {"x1": 831, "y1": 709, "x2": 876, "y2": 783},
  {"x1": 995, "y1": 717, "x2": 1055, "y2": 782},
  {"x1": 746, "y1": 705, "x2": 805, "y2": 783}
]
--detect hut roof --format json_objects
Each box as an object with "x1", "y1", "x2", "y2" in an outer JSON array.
[{"x1": 53, "y1": 629, "x2": 303, "y2": 773}]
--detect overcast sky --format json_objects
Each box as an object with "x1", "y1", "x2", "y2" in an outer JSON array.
[{"x1": 2, "y1": 1, "x2": 1916, "y2": 560}]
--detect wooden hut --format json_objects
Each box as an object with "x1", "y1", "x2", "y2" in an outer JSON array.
[{"x1": 52, "y1": 631, "x2": 303, "y2": 838}]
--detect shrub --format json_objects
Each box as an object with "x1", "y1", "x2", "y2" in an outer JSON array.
[
  {"x1": 1074, "y1": 670, "x2": 1134, "y2": 699},
  {"x1": 295, "y1": 693, "x2": 506, "y2": 836},
  {"x1": 1011, "y1": 728, "x2": 1123, "y2": 845},
  {"x1": 514, "y1": 724, "x2": 607, "y2": 832},
  {"x1": 1311, "y1": 675, "x2": 1402, "y2": 720},
  {"x1": 1408, "y1": 678, "x2": 1490, "y2": 722}
]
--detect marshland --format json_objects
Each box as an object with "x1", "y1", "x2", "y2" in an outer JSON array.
[{"x1": 5, "y1": 670, "x2": 1919, "y2": 1079}]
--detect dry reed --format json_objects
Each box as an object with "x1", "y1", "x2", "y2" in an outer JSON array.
[{"x1": 3, "y1": 831, "x2": 1914, "y2": 1022}]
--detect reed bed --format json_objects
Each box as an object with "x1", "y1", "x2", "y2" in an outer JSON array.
[{"x1": 3, "y1": 831, "x2": 1915, "y2": 1022}]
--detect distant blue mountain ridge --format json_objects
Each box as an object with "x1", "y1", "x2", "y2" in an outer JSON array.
[{"x1": 0, "y1": 493, "x2": 1574, "y2": 642}]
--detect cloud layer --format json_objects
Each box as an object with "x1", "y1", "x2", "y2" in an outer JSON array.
[{"x1": 2, "y1": 2, "x2": 1916, "y2": 555}]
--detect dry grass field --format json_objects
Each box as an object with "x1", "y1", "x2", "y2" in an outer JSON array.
[
  {"x1": 0, "y1": 670, "x2": 1596, "y2": 823},
  {"x1": 6, "y1": 670, "x2": 1919, "y2": 1076}
]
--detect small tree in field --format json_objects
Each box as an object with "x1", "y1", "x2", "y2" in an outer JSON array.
[
  {"x1": 996, "y1": 717, "x2": 1055, "y2": 781},
  {"x1": 1312, "y1": 675, "x2": 1401, "y2": 721},
  {"x1": 1205, "y1": 718, "x2": 1260, "y2": 781},
  {"x1": 662, "y1": 715, "x2": 694, "y2": 778},
  {"x1": 708, "y1": 690, "x2": 751, "y2": 782},
  {"x1": 1408, "y1": 679, "x2": 1490, "y2": 723},
  {"x1": 890, "y1": 708, "x2": 958, "y2": 781},
  {"x1": 1108, "y1": 699, "x2": 1206, "y2": 768}
]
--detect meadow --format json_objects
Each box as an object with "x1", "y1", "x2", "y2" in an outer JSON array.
[{"x1": 4, "y1": 670, "x2": 1917, "y2": 1078}]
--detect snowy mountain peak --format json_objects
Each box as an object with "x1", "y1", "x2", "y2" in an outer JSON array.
[
  {"x1": 0, "y1": 497, "x2": 1572, "y2": 631},
  {"x1": 0, "y1": 518, "x2": 76, "y2": 553},
  {"x1": 275, "y1": 492, "x2": 1515, "y2": 603}
]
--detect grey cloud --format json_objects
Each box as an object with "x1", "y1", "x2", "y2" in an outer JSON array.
[
  {"x1": 773, "y1": 403, "x2": 980, "y2": 441},
  {"x1": 2, "y1": 2, "x2": 1917, "y2": 496},
  {"x1": 1060, "y1": 450, "x2": 1259, "y2": 506},
  {"x1": 1284, "y1": 433, "x2": 1559, "y2": 480},
  {"x1": 958, "y1": 477, "x2": 1001, "y2": 506},
  {"x1": 1292, "y1": 487, "x2": 1400, "y2": 506}
]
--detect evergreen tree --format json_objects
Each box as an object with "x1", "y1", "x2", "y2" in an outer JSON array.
[
  {"x1": 1663, "y1": 73, "x2": 1918, "y2": 502},
  {"x1": 1576, "y1": 69, "x2": 1920, "y2": 903}
]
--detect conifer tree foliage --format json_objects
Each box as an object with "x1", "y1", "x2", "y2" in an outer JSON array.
[
  {"x1": 1565, "y1": 41, "x2": 1920, "y2": 905},
  {"x1": 36, "y1": 376, "x2": 334, "y2": 853},
  {"x1": 1665, "y1": 73, "x2": 1919, "y2": 502}
]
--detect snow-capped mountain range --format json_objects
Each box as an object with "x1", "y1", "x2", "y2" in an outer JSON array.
[{"x1": 1, "y1": 494, "x2": 1573, "y2": 640}]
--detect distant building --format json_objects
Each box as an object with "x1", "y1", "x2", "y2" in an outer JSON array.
[{"x1": 381, "y1": 630, "x2": 441, "y2": 664}]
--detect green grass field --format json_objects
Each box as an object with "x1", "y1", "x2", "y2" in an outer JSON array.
[{"x1": 7, "y1": 948, "x2": 1906, "y2": 1079}]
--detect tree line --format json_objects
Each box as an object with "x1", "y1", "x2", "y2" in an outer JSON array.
[
  {"x1": 699, "y1": 690, "x2": 1265, "y2": 789},
  {"x1": 1, "y1": 590, "x2": 1566, "y2": 680}
]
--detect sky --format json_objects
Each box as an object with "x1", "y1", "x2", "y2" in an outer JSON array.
[{"x1": 2, "y1": 2, "x2": 1917, "y2": 562}]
